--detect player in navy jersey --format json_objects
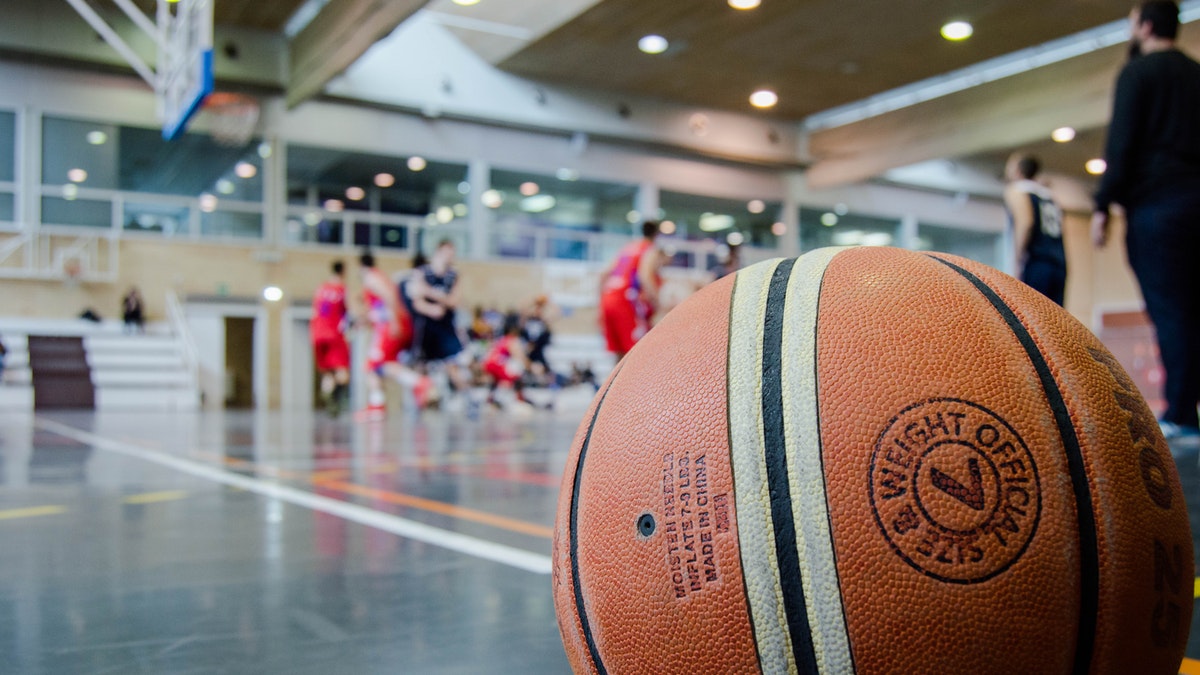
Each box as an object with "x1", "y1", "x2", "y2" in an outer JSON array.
[
  {"x1": 1004, "y1": 153, "x2": 1067, "y2": 306},
  {"x1": 409, "y1": 239, "x2": 478, "y2": 413}
]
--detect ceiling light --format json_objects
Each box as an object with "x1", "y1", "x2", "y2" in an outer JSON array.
[
  {"x1": 374, "y1": 173, "x2": 395, "y2": 188},
  {"x1": 346, "y1": 186, "x2": 365, "y2": 201},
  {"x1": 1051, "y1": 126, "x2": 1076, "y2": 143},
  {"x1": 303, "y1": 212, "x2": 320, "y2": 226},
  {"x1": 771, "y1": 222, "x2": 787, "y2": 236},
  {"x1": 821, "y1": 212, "x2": 839, "y2": 227},
  {"x1": 216, "y1": 179, "x2": 235, "y2": 195},
  {"x1": 67, "y1": 168, "x2": 88, "y2": 183},
  {"x1": 519, "y1": 181, "x2": 540, "y2": 196},
  {"x1": 1086, "y1": 158, "x2": 1107, "y2": 175},
  {"x1": 436, "y1": 206, "x2": 455, "y2": 223},
  {"x1": 407, "y1": 156, "x2": 427, "y2": 171},
  {"x1": 199, "y1": 194, "x2": 218, "y2": 213},
  {"x1": 941, "y1": 21, "x2": 973, "y2": 41},
  {"x1": 458, "y1": 182, "x2": 471, "y2": 194},
  {"x1": 749, "y1": 89, "x2": 778, "y2": 109},
  {"x1": 626, "y1": 210, "x2": 642, "y2": 224},
  {"x1": 453, "y1": 203, "x2": 468, "y2": 217},
  {"x1": 834, "y1": 203, "x2": 849, "y2": 216},
  {"x1": 520, "y1": 195, "x2": 556, "y2": 213},
  {"x1": 729, "y1": 0, "x2": 761, "y2": 8},
  {"x1": 699, "y1": 213, "x2": 735, "y2": 232},
  {"x1": 235, "y1": 162, "x2": 257, "y2": 179},
  {"x1": 660, "y1": 220, "x2": 677, "y2": 235},
  {"x1": 638, "y1": 35, "x2": 669, "y2": 55},
  {"x1": 862, "y1": 232, "x2": 894, "y2": 247},
  {"x1": 556, "y1": 168, "x2": 580, "y2": 181},
  {"x1": 481, "y1": 189, "x2": 504, "y2": 208},
  {"x1": 324, "y1": 199, "x2": 344, "y2": 212},
  {"x1": 257, "y1": 142, "x2": 272, "y2": 158},
  {"x1": 452, "y1": 0, "x2": 480, "y2": 5},
  {"x1": 726, "y1": 232, "x2": 745, "y2": 246},
  {"x1": 62, "y1": 184, "x2": 79, "y2": 200},
  {"x1": 262, "y1": 286, "x2": 283, "y2": 302},
  {"x1": 747, "y1": 199, "x2": 765, "y2": 214},
  {"x1": 86, "y1": 131, "x2": 108, "y2": 145}
]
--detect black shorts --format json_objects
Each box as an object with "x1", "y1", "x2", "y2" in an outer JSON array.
[{"x1": 417, "y1": 318, "x2": 463, "y2": 362}]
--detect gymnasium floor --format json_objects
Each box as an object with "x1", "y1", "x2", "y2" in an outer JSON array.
[{"x1": 0, "y1": 406, "x2": 1198, "y2": 674}]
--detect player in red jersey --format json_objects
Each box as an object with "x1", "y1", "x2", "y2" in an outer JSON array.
[
  {"x1": 483, "y1": 318, "x2": 529, "y2": 409},
  {"x1": 600, "y1": 220, "x2": 664, "y2": 360},
  {"x1": 359, "y1": 251, "x2": 419, "y2": 420},
  {"x1": 311, "y1": 260, "x2": 351, "y2": 415}
]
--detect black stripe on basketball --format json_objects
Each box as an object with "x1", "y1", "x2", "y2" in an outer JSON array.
[
  {"x1": 569, "y1": 368, "x2": 623, "y2": 675},
  {"x1": 931, "y1": 256, "x2": 1098, "y2": 675},
  {"x1": 761, "y1": 258, "x2": 820, "y2": 674}
]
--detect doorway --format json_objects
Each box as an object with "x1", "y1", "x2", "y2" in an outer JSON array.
[{"x1": 224, "y1": 316, "x2": 255, "y2": 409}]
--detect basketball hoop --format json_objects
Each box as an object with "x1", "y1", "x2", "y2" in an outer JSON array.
[{"x1": 200, "y1": 92, "x2": 260, "y2": 147}]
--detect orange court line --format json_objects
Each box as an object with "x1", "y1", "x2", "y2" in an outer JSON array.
[
  {"x1": 1179, "y1": 657, "x2": 1200, "y2": 675},
  {"x1": 197, "y1": 450, "x2": 554, "y2": 539},
  {"x1": 312, "y1": 478, "x2": 555, "y2": 539}
]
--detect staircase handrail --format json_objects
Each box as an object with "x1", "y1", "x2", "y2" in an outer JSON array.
[{"x1": 165, "y1": 289, "x2": 200, "y2": 401}]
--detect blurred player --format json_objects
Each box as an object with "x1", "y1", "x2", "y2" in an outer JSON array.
[
  {"x1": 359, "y1": 251, "x2": 418, "y2": 420},
  {"x1": 409, "y1": 239, "x2": 478, "y2": 414},
  {"x1": 483, "y1": 319, "x2": 529, "y2": 409},
  {"x1": 311, "y1": 260, "x2": 351, "y2": 415},
  {"x1": 600, "y1": 220, "x2": 663, "y2": 360}
]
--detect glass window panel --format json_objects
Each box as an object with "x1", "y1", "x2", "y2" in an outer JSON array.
[
  {"x1": 286, "y1": 145, "x2": 467, "y2": 219},
  {"x1": 659, "y1": 190, "x2": 783, "y2": 247},
  {"x1": 0, "y1": 193, "x2": 13, "y2": 222},
  {"x1": 487, "y1": 169, "x2": 637, "y2": 234},
  {"x1": 42, "y1": 196, "x2": 110, "y2": 228},
  {"x1": 0, "y1": 111, "x2": 15, "y2": 183},
  {"x1": 42, "y1": 116, "x2": 263, "y2": 199},
  {"x1": 201, "y1": 211, "x2": 262, "y2": 239},
  {"x1": 799, "y1": 207, "x2": 899, "y2": 250},
  {"x1": 915, "y1": 223, "x2": 1001, "y2": 268},
  {"x1": 123, "y1": 202, "x2": 190, "y2": 237}
]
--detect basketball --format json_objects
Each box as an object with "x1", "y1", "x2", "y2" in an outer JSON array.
[{"x1": 552, "y1": 247, "x2": 1193, "y2": 674}]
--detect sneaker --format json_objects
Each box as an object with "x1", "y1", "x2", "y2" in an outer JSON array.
[
  {"x1": 414, "y1": 375, "x2": 434, "y2": 409},
  {"x1": 1159, "y1": 421, "x2": 1200, "y2": 447}
]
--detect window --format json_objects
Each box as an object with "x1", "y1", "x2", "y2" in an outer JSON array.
[
  {"x1": 0, "y1": 110, "x2": 15, "y2": 223},
  {"x1": 659, "y1": 190, "x2": 783, "y2": 248},
  {"x1": 799, "y1": 207, "x2": 900, "y2": 250},
  {"x1": 915, "y1": 223, "x2": 1002, "y2": 268}
]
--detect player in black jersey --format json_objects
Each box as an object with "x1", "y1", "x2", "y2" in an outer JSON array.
[
  {"x1": 1004, "y1": 153, "x2": 1067, "y2": 306},
  {"x1": 409, "y1": 239, "x2": 477, "y2": 413}
]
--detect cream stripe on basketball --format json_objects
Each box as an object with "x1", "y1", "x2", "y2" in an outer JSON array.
[
  {"x1": 728, "y1": 258, "x2": 794, "y2": 674},
  {"x1": 780, "y1": 248, "x2": 854, "y2": 674},
  {"x1": 729, "y1": 250, "x2": 854, "y2": 675}
]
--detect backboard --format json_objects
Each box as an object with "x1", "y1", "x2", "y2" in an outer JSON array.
[{"x1": 158, "y1": 0, "x2": 214, "y2": 141}]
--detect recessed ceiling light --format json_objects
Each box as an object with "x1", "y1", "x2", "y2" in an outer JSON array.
[
  {"x1": 941, "y1": 21, "x2": 973, "y2": 41},
  {"x1": 699, "y1": 213, "x2": 735, "y2": 232},
  {"x1": 86, "y1": 131, "x2": 108, "y2": 145},
  {"x1": 747, "y1": 199, "x2": 765, "y2": 214},
  {"x1": 638, "y1": 34, "x2": 669, "y2": 55},
  {"x1": 324, "y1": 199, "x2": 344, "y2": 212},
  {"x1": 436, "y1": 206, "x2": 455, "y2": 223},
  {"x1": 451, "y1": 0, "x2": 480, "y2": 5},
  {"x1": 728, "y1": 0, "x2": 761, "y2": 8},
  {"x1": 345, "y1": 186, "x2": 365, "y2": 201},
  {"x1": 1086, "y1": 158, "x2": 1107, "y2": 175},
  {"x1": 481, "y1": 189, "x2": 504, "y2": 208},
  {"x1": 262, "y1": 286, "x2": 283, "y2": 302},
  {"x1": 749, "y1": 89, "x2": 778, "y2": 109},
  {"x1": 519, "y1": 181, "x2": 540, "y2": 196},
  {"x1": 375, "y1": 173, "x2": 395, "y2": 188},
  {"x1": 521, "y1": 195, "x2": 557, "y2": 213},
  {"x1": 199, "y1": 194, "x2": 218, "y2": 213},
  {"x1": 771, "y1": 221, "x2": 787, "y2": 236},
  {"x1": 235, "y1": 162, "x2": 257, "y2": 179},
  {"x1": 407, "y1": 156, "x2": 427, "y2": 172},
  {"x1": 726, "y1": 232, "x2": 745, "y2": 246},
  {"x1": 67, "y1": 168, "x2": 88, "y2": 183},
  {"x1": 216, "y1": 179, "x2": 235, "y2": 195},
  {"x1": 1051, "y1": 126, "x2": 1077, "y2": 143},
  {"x1": 821, "y1": 212, "x2": 839, "y2": 227},
  {"x1": 660, "y1": 220, "x2": 677, "y2": 235}
]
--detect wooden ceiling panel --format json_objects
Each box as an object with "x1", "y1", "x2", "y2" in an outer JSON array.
[{"x1": 501, "y1": 0, "x2": 1134, "y2": 120}]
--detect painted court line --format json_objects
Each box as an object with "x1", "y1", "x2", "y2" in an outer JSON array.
[
  {"x1": 34, "y1": 418, "x2": 552, "y2": 575},
  {"x1": 123, "y1": 490, "x2": 189, "y2": 505},
  {"x1": 0, "y1": 505, "x2": 67, "y2": 521},
  {"x1": 1180, "y1": 657, "x2": 1200, "y2": 675}
]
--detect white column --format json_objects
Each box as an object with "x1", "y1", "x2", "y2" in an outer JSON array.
[
  {"x1": 466, "y1": 158, "x2": 490, "y2": 259},
  {"x1": 635, "y1": 181, "x2": 659, "y2": 231}
]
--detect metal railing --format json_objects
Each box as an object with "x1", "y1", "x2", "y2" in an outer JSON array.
[
  {"x1": 165, "y1": 289, "x2": 201, "y2": 403},
  {"x1": 0, "y1": 229, "x2": 119, "y2": 281}
]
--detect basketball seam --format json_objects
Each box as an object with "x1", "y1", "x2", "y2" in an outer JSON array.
[
  {"x1": 929, "y1": 256, "x2": 1098, "y2": 675},
  {"x1": 568, "y1": 367, "x2": 623, "y2": 675},
  {"x1": 761, "y1": 258, "x2": 820, "y2": 674}
]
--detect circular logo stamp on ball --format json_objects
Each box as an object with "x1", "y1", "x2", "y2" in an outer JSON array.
[{"x1": 869, "y1": 398, "x2": 1041, "y2": 583}]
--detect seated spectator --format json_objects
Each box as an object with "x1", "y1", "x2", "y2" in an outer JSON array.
[{"x1": 122, "y1": 287, "x2": 145, "y2": 334}]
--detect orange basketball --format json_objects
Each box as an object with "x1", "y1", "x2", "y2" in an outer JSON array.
[{"x1": 552, "y1": 247, "x2": 1192, "y2": 674}]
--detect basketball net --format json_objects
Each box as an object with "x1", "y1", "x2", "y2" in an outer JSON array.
[
  {"x1": 200, "y1": 92, "x2": 260, "y2": 147},
  {"x1": 62, "y1": 257, "x2": 82, "y2": 288}
]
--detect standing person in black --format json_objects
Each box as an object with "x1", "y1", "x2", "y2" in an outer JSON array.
[
  {"x1": 1092, "y1": 0, "x2": 1200, "y2": 443},
  {"x1": 409, "y1": 239, "x2": 478, "y2": 414},
  {"x1": 1004, "y1": 153, "x2": 1067, "y2": 306}
]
